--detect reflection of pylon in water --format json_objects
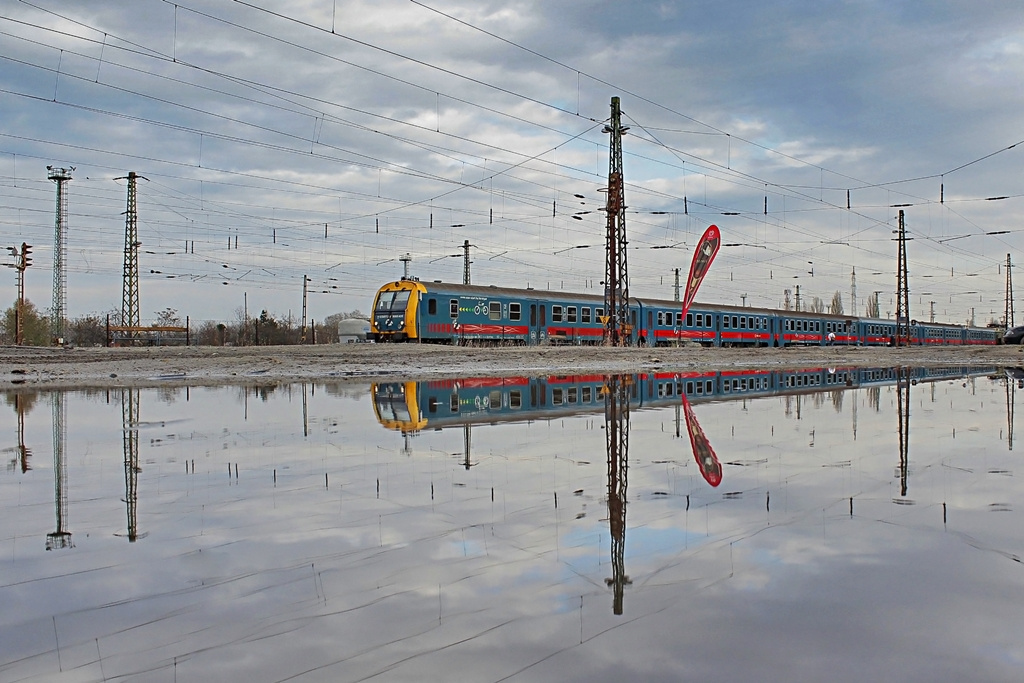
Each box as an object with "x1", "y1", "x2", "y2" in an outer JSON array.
[
  {"x1": 462, "y1": 424, "x2": 474, "y2": 470},
  {"x1": 604, "y1": 375, "x2": 631, "y2": 615},
  {"x1": 15, "y1": 394, "x2": 32, "y2": 472},
  {"x1": 1005, "y1": 374, "x2": 1016, "y2": 452},
  {"x1": 46, "y1": 393, "x2": 72, "y2": 550},
  {"x1": 896, "y1": 368, "x2": 911, "y2": 497},
  {"x1": 122, "y1": 389, "x2": 141, "y2": 542}
]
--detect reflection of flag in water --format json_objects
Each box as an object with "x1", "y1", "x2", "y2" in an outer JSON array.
[
  {"x1": 681, "y1": 394, "x2": 722, "y2": 487},
  {"x1": 681, "y1": 224, "x2": 721, "y2": 319}
]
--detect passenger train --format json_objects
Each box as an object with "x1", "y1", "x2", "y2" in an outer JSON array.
[{"x1": 371, "y1": 279, "x2": 1000, "y2": 347}]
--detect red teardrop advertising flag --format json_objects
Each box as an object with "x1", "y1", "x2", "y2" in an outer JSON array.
[{"x1": 681, "y1": 224, "x2": 721, "y2": 319}]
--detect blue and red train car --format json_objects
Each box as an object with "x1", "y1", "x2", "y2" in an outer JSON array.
[{"x1": 371, "y1": 279, "x2": 999, "y2": 347}]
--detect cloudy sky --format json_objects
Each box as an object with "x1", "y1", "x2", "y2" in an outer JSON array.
[{"x1": 2, "y1": 0, "x2": 1022, "y2": 326}]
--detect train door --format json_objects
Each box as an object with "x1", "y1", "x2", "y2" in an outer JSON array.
[
  {"x1": 539, "y1": 305, "x2": 547, "y2": 343},
  {"x1": 529, "y1": 304, "x2": 538, "y2": 345}
]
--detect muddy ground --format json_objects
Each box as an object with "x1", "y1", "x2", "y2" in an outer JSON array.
[{"x1": 2, "y1": 342, "x2": 1023, "y2": 391}]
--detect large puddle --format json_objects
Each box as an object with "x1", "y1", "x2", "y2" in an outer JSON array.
[{"x1": 3, "y1": 366, "x2": 1024, "y2": 681}]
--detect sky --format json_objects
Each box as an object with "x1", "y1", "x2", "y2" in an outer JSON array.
[{"x1": 1, "y1": 0, "x2": 1023, "y2": 327}]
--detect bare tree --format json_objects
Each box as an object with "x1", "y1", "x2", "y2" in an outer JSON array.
[{"x1": 829, "y1": 291, "x2": 844, "y2": 315}]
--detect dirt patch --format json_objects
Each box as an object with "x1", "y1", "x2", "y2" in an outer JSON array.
[{"x1": 2, "y1": 343, "x2": 1022, "y2": 391}]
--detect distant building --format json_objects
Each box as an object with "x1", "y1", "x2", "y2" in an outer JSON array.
[{"x1": 337, "y1": 318, "x2": 371, "y2": 343}]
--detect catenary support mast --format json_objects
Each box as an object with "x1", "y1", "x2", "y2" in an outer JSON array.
[{"x1": 603, "y1": 97, "x2": 629, "y2": 346}]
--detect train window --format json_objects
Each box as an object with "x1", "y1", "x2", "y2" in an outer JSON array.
[
  {"x1": 450, "y1": 393, "x2": 459, "y2": 412},
  {"x1": 686, "y1": 313, "x2": 694, "y2": 327},
  {"x1": 568, "y1": 388, "x2": 578, "y2": 403},
  {"x1": 596, "y1": 307, "x2": 605, "y2": 320},
  {"x1": 740, "y1": 317, "x2": 747, "y2": 329},
  {"x1": 723, "y1": 316, "x2": 731, "y2": 329},
  {"x1": 552, "y1": 305, "x2": 563, "y2": 323},
  {"x1": 568, "y1": 306, "x2": 577, "y2": 323},
  {"x1": 676, "y1": 312, "x2": 683, "y2": 326},
  {"x1": 428, "y1": 298, "x2": 437, "y2": 315},
  {"x1": 489, "y1": 301, "x2": 501, "y2": 320},
  {"x1": 510, "y1": 302, "x2": 521, "y2": 321},
  {"x1": 706, "y1": 380, "x2": 714, "y2": 393},
  {"x1": 732, "y1": 316, "x2": 739, "y2": 328},
  {"x1": 582, "y1": 307, "x2": 591, "y2": 323},
  {"x1": 552, "y1": 388, "x2": 564, "y2": 405},
  {"x1": 450, "y1": 299, "x2": 458, "y2": 319},
  {"x1": 489, "y1": 391, "x2": 501, "y2": 409},
  {"x1": 582, "y1": 386, "x2": 592, "y2": 402},
  {"x1": 510, "y1": 391, "x2": 522, "y2": 409},
  {"x1": 686, "y1": 381, "x2": 694, "y2": 394}
]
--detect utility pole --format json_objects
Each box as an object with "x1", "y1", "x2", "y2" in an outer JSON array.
[
  {"x1": 930, "y1": 301, "x2": 936, "y2": 323},
  {"x1": 400, "y1": 253, "x2": 412, "y2": 279},
  {"x1": 894, "y1": 209, "x2": 911, "y2": 345},
  {"x1": 116, "y1": 171, "x2": 146, "y2": 345},
  {"x1": 603, "y1": 96, "x2": 629, "y2": 346},
  {"x1": 300, "y1": 275, "x2": 308, "y2": 343},
  {"x1": 850, "y1": 267, "x2": 857, "y2": 317},
  {"x1": 673, "y1": 268, "x2": 680, "y2": 303},
  {"x1": 47, "y1": 166, "x2": 73, "y2": 345},
  {"x1": 1005, "y1": 253, "x2": 1014, "y2": 329},
  {"x1": 740, "y1": 293, "x2": 747, "y2": 307},
  {"x1": 795, "y1": 284, "x2": 801, "y2": 312},
  {"x1": 462, "y1": 239, "x2": 473, "y2": 285},
  {"x1": 5, "y1": 242, "x2": 32, "y2": 345}
]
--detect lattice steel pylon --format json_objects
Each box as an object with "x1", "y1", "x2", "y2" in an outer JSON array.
[
  {"x1": 1005, "y1": 253, "x2": 1014, "y2": 330},
  {"x1": 604, "y1": 375, "x2": 631, "y2": 614},
  {"x1": 462, "y1": 239, "x2": 473, "y2": 285},
  {"x1": 894, "y1": 209, "x2": 911, "y2": 346},
  {"x1": 117, "y1": 172, "x2": 146, "y2": 344},
  {"x1": 47, "y1": 166, "x2": 73, "y2": 344},
  {"x1": 603, "y1": 97, "x2": 630, "y2": 346}
]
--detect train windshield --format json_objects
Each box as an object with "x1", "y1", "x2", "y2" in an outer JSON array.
[{"x1": 376, "y1": 289, "x2": 411, "y2": 312}]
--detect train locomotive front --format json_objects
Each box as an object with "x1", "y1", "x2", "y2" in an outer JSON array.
[{"x1": 371, "y1": 279, "x2": 425, "y2": 342}]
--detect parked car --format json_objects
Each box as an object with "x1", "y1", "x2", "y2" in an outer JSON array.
[{"x1": 1002, "y1": 326, "x2": 1024, "y2": 344}]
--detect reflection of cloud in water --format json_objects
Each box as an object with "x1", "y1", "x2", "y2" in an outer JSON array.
[{"x1": 0, "y1": 372, "x2": 1022, "y2": 681}]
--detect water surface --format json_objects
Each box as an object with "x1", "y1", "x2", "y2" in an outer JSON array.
[{"x1": 3, "y1": 366, "x2": 1023, "y2": 682}]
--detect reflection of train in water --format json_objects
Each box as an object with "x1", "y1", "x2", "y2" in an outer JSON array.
[
  {"x1": 371, "y1": 279, "x2": 1000, "y2": 347},
  {"x1": 372, "y1": 365, "x2": 997, "y2": 435}
]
